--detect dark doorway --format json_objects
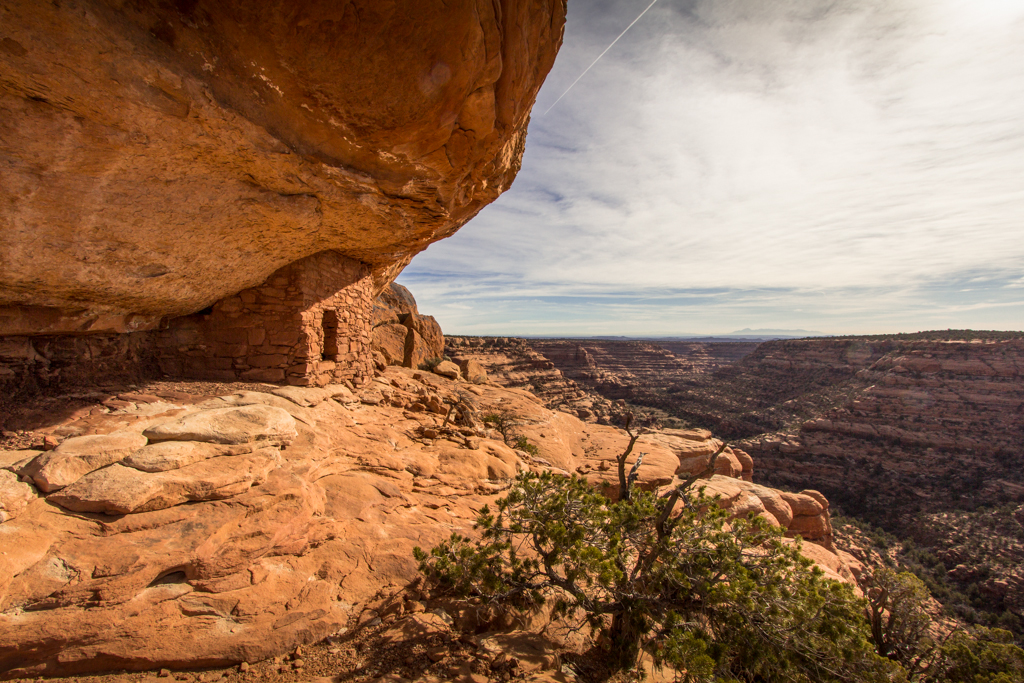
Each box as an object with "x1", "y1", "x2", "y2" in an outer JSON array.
[{"x1": 322, "y1": 310, "x2": 340, "y2": 360}]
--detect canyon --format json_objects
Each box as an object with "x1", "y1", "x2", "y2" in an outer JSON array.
[
  {"x1": 444, "y1": 332, "x2": 1024, "y2": 635},
  {"x1": 2, "y1": 0, "x2": 1021, "y2": 678}
]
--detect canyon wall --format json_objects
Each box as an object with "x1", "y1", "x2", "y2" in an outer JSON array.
[
  {"x1": 741, "y1": 337, "x2": 1024, "y2": 519},
  {"x1": 448, "y1": 333, "x2": 1024, "y2": 523}
]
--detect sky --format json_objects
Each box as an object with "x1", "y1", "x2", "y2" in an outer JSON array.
[{"x1": 397, "y1": 0, "x2": 1024, "y2": 337}]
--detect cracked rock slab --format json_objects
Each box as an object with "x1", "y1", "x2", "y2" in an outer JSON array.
[
  {"x1": 123, "y1": 441, "x2": 256, "y2": 473},
  {"x1": 21, "y1": 432, "x2": 149, "y2": 493},
  {"x1": 48, "y1": 448, "x2": 281, "y2": 514},
  {"x1": 143, "y1": 405, "x2": 297, "y2": 446}
]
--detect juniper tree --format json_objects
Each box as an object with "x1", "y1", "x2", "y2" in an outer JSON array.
[{"x1": 415, "y1": 438, "x2": 902, "y2": 681}]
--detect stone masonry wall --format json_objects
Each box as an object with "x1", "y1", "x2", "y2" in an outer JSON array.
[
  {"x1": 154, "y1": 251, "x2": 374, "y2": 387},
  {"x1": 0, "y1": 251, "x2": 376, "y2": 394}
]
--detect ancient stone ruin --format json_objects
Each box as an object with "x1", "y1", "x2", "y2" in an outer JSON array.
[
  {"x1": 155, "y1": 251, "x2": 376, "y2": 386},
  {"x1": 0, "y1": 0, "x2": 566, "y2": 393}
]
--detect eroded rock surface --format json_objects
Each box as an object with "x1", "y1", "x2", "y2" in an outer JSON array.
[
  {"x1": 0, "y1": 369, "x2": 850, "y2": 678},
  {"x1": 0, "y1": 0, "x2": 566, "y2": 334},
  {"x1": 370, "y1": 283, "x2": 445, "y2": 370}
]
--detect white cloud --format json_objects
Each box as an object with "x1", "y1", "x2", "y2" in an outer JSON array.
[{"x1": 399, "y1": 0, "x2": 1024, "y2": 335}]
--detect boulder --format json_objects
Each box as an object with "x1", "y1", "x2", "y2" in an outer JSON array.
[
  {"x1": 49, "y1": 449, "x2": 281, "y2": 514},
  {"x1": 799, "y1": 489, "x2": 829, "y2": 512},
  {"x1": 0, "y1": 470, "x2": 36, "y2": 523},
  {"x1": 404, "y1": 314, "x2": 444, "y2": 361},
  {"x1": 780, "y1": 492, "x2": 825, "y2": 517},
  {"x1": 143, "y1": 405, "x2": 297, "y2": 446},
  {"x1": 432, "y1": 361, "x2": 461, "y2": 380},
  {"x1": 787, "y1": 513, "x2": 833, "y2": 546},
  {"x1": 405, "y1": 329, "x2": 434, "y2": 370},
  {"x1": 459, "y1": 359, "x2": 488, "y2": 383},
  {"x1": 21, "y1": 432, "x2": 148, "y2": 492},
  {"x1": 733, "y1": 448, "x2": 754, "y2": 481},
  {"x1": 372, "y1": 324, "x2": 411, "y2": 367},
  {"x1": 739, "y1": 482, "x2": 794, "y2": 528}
]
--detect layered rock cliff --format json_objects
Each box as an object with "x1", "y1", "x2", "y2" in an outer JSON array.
[
  {"x1": 444, "y1": 336, "x2": 758, "y2": 424},
  {"x1": 0, "y1": 0, "x2": 566, "y2": 335}
]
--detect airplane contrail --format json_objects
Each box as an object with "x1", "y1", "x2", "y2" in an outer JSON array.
[{"x1": 544, "y1": 0, "x2": 661, "y2": 115}]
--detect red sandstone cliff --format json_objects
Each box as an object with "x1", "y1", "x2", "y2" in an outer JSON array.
[
  {"x1": 0, "y1": 0, "x2": 567, "y2": 392},
  {"x1": 0, "y1": 0, "x2": 566, "y2": 335}
]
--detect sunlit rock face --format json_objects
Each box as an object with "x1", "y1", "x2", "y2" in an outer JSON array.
[{"x1": 0, "y1": 0, "x2": 566, "y2": 335}]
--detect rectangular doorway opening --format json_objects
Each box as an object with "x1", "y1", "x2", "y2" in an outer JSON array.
[{"x1": 322, "y1": 310, "x2": 340, "y2": 361}]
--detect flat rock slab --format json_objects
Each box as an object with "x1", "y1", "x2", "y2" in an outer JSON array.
[
  {"x1": 22, "y1": 432, "x2": 148, "y2": 492},
  {"x1": 49, "y1": 448, "x2": 281, "y2": 514},
  {"x1": 1, "y1": 449, "x2": 41, "y2": 473},
  {"x1": 123, "y1": 441, "x2": 255, "y2": 473},
  {"x1": 271, "y1": 386, "x2": 331, "y2": 407},
  {"x1": 0, "y1": 470, "x2": 37, "y2": 523},
  {"x1": 143, "y1": 405, "x2": 297, "y2": 446}
]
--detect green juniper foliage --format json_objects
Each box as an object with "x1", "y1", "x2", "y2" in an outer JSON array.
[
  {"x1": 931, "y1": 625, "x2": 1024, "y2": 683},
  {"x1": 415, "y1": 468, "x2": 903, "y2": 682}
]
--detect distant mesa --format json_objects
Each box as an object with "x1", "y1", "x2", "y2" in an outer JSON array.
[{"x1": 728, "y1": 328, "x2": 825, "y2": 337}]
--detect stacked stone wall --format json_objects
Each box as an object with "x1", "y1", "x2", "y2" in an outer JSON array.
[
  {"x1": 155, "y1": 251, "x2": 374, "y2": 387},
  {"x1": 0, "y1": 251, "x2": 377, "y2": 392}
]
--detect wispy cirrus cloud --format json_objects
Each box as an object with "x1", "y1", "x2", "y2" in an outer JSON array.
[{"x1": 399, "y1": 0, "x2": 1024, "y2": 336}]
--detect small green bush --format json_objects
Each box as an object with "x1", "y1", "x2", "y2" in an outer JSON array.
[
  {"x1": 512, "y1": 435, "x2": 539, "y2": 456},
  {"x1": 481, "y1": 410, "x2": 523, "y2": 446}
]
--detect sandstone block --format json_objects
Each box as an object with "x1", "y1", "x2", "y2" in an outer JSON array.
[
  {"x1": 405, "y1": 314, "x2": 444, "y2": 360},
  {"x1": 433, "y1": 361, "x2": 460, "y2": 380},
  {"x1": 799, "y1": 490, "x2": 829, "y2": 512},
  {"x1": 240, "y1": 368, "x2": 287, "y2": 383},
  {"x1": 741, "y1": 483, "x2": 794, "y2": 528},
  {"x1": 250, "y1": 354, "x2": 289, "y2": 368},
  {"x1": 780, "y1": 492, "x2": 824, "y2": 517},
  {"x1": 787, "y1": 514, "x2": 831, "y2": 543},
  {"x1": 405, "y1": 329, "x2": 433, "y2": 369},
  {"x1": 458, "y1": 359, "x2": 487, "y2": 383},
  {"x1": 371, "y1": 323, "x2": 409, "y2": 366},
  {"x1": 143, "y1": 405, "x2": 298, "y2": 446},
  {"x1": 733, "y1": 448, "x2": 754, "y2": 482}
]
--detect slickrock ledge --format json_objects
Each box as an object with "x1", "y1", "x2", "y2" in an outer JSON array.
[
  {"x1": 0, "y1": 371, "x2": 853, "y2": 678},
  {"x1": 0, "y1": 0, "x2": 566, "y2": 334}
]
